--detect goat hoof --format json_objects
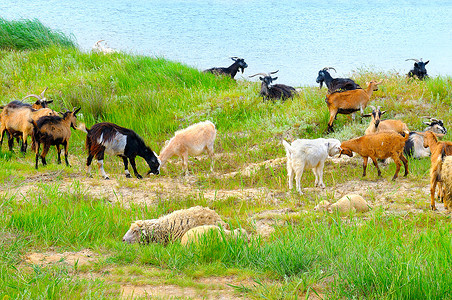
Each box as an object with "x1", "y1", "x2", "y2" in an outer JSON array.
[
  {"x1": 104, "y1": 176, "x2": 110, "y2": 180},
  {"x1": 136, "y1": 174, "x2": 143, "y2": 179},
  {"x1": 125, "y1": 174, "x2": 132, "y2": 178}
]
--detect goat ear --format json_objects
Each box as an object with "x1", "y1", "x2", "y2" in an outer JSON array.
[
  {"x1": 423, "y1": 121, "x2": 432, "y2": 125},
  {"x1": 74, "y1": 107, "x2": 81, "y2": 115},
  {"x1": 425, "y1": 60, "x2": 429, "y2": 65},
  {"x1": 46, "y1": 100, "x2": 53, "y2": 104},
  {"x1": 259, "y1": 77, "x2": 263, "y2": 80},
  {"x1": 414, "y1": 62, "x2": 419, "y2": 67},
  {"x1": 362, "y1": 114, "x2": 372, "y2": 118},
  {"x1": 380, "y1": 110, "x2": 386, "y2": 115},
  {"x1": 273, "y1": 77, "x2": 278, "y2": 80}
]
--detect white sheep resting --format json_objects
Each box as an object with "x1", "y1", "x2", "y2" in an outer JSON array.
[
  {"x1": 159, "y1": 120, "x2": 216, "y2": 176},
  {"x1": 314, "y1": 194, "x2": 371, "y2": 213},
  {"x1": 122, "y1": 206, "x2": 228, "y2": 245},
  {"x1": 180, "y1": 225, "x2": 248, "y2": 246},
  {"x1": 282, "y1": 138, "x2": 341, "y2": 194}
]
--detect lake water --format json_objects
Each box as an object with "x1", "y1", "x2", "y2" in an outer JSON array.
[{"x1": 1, "y1": 0, "x2": 451, "y2": 86}]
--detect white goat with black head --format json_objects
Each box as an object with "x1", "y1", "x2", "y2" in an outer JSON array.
[
  {"x1": 404, "y1": 117, "x2": 447, "y2": 159},
  {"x1": 249, "y1": 70, "x2": 296, "y2": 101},
  {"x1": 204, "y1": 57, "x2": 248, "y2": 79}
]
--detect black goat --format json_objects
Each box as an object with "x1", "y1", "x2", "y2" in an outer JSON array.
[
  {"x1": 204, "y1": 57, "x2": 248, "y2": 79},
  {"x1": 79, "y1": 122, "x2": 160, "y2": 179},
  {"x1": 406, "y1": 58, "x2": 429, "y2": 80},
  {"x1": 249, "y1": 70, "x2": 297, "y2": 101},
  {"x1": 404, "y1": 117, "x2": 447, "y2": 159},
  {"x1": 0, "y1": 87, "x2": 53, "y2": 110},
  {"x1": 316, "y1": 67, "x2": 361, "y2": 93}
]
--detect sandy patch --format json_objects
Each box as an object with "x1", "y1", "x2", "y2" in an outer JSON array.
[{"x1": 24, "y1": 249, "x2": 97, "y2": 266}]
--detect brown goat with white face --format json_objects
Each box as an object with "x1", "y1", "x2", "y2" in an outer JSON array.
[
  {"x1": 363, "y1": 106, "x2": 409, "y2": 135},
  {"x1": 31, "y1": 108, "x2": 80, "y2": 169},
  {"x1": 423, "y1": 131, "x2": 452, "y2": 210},
  {"x1": 339, "y1": 131, "x2": 409, "y2": 180},
  {"x1": 325, "y1": 80, "x2": 382, "y2": 132}
]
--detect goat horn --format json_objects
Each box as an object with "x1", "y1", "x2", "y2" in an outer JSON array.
[
  {"x1": 322, "y1": 67, "x2": 336, "y2": 72},
  {"x1": 39, "y1": 87, "x2": 48, "y2": 98},
  {"x1": 377, "y1": 106, "x2": 381, "y2": 111},
  {"x1": 230, "y1": 56, "x2": 239, "y2": 60},
  {"x1": 405, "y1": 58, "x2": 420, "y2": 63},
  {"x1": 249, "y1": 73, "x2": 268, "y2": 78},
  {"x1": 22, "y1": 94, "x2": 42, "y2": 101},
  {"x1": 422, "y1": 116, "x2": 440, "y2": 122},
  {"x1": 370, "y1": 105, "x2": 376, "y2": 111}
]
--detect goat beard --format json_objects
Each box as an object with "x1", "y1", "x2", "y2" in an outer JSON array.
[
  {"x1": 240, "y1": 67, "x2": 245, "y2": 73},
  {"x1": 319, "y1": 81, "x2": 323, "y2": 89}
]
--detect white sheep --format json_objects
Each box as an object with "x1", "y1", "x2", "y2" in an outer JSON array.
[
  {"x1": 282, "y1": 138, "x2": 341, "y2": 194},
  {"x1": 314, "y1": 194, "x2": 371, "y2": 213},
  {"x1": 122, "y1": 206, "x2": 228, "y2": 245},
  {"x1": 180, "y1": 225, "x2": 248, "y2": 246},
  {"x1": 159, "y1": 120, "x2": 216, "y2": 176}
]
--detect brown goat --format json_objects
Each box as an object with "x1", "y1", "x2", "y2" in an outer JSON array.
[
  {"x1": 325, "y1": 80, "x2": 382, "y2": 132},
  {"x1": 31, "y1": 108, "x2": 81, "y2": 169},
  {"x1": 364, "y1": 106, "x2": 409, "y2": 135},
  {"x1": 423, "y1": 131, "x2": 452, "y2": 210},
  {"x1": 339, "y1": 131, "x2": 409, "y2": 180}
]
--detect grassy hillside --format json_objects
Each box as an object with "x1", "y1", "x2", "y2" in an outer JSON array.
[{"x1": 1, "y1": 19, "x2": 452, "y2": 299}]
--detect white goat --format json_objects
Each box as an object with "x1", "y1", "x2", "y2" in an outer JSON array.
[
  {"x1": 159, "y1": 121, "x2": 216, "y2": 176},
  {"x1": 282, "y1": 138, "x2": 341, "y2": 194},
  {"x1": 92, "y1": 40, "x2": 117, "y2": 54}
]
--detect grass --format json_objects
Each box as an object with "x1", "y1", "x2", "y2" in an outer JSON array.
[{"x1": 1, "y1": 19, "x2": 452, "y2": 299}]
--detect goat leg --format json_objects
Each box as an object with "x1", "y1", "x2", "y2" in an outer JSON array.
[
  {"x1": 86, "y1": 154, "x2": 94, "y2": 177},
  {"x1": 129, "y1": 156, "x2": 142, "y2": 179},
  {"x1": 400, "y1": 153, "x2": 409, "y2": 177},
  {"x1": 122, "y1": 156, "x2": 132, "y2": 178},
  {"x1": 362, "y1": 157, "x2": 369, "y2": 177},
  {"x1": 370, "y1": 157, "x2": 382, "y2": 177},
  {"x1": 56, "y1": 145, "x2": 62, "y2": 164},
  {"x1": 63, "y1": 143, "x2": 70, "y2": 167}
]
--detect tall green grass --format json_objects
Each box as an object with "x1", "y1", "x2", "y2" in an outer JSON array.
[{"x1": 0, "y1": 18, "x2": 76, "y2": 50}]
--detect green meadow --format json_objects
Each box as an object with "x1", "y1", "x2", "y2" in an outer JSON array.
[{"x1": 1, "y1": 19, "x2": 452, "y2": 299}]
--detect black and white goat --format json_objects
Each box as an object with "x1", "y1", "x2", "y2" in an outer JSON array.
[
  {"x1": 249, "y1": 70, "x2": 297, "y2": 101},
  {"x1": 404, "y1": 117, "x2": 447, "y2": 159},
  {"x1": 79, "y1": 122, "x2": 160, "y2": 179},
  {"x1": 406, "y1": 58, "x2": 429, "y2": 80},
  {"x1": 204, "y1": 57, "x2": 248, "y2": 79},
  {"x1": 316, "y1": 67, "x2": 361, "y2": 93}
]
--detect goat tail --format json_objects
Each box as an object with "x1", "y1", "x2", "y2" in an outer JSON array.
[{"x1": 282, "y1": 140, "x2": 293, "y2": 159}]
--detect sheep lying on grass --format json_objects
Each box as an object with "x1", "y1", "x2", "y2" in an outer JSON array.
[
  {"x1": 122, "y1": 206, "x2": 228, "y2": 245},
  {"x1": 314, "y1": 194, "x2": 371, "y2": 213},
  {"x1": 180, "y1": 225, "x2": 248, "y2": 246},
  {"x1": 282, "y1": 138, "x2": 341, "y2": 194}
]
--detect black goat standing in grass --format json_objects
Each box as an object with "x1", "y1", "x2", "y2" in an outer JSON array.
[
  {"x1": 204, "y1": 57, "x2": 248, "y2": 79},
  {"x1": 316, "y1": 67, "x2": 361, "y2": 93},
  {"x1": 406, "y1": 58, "x2": 429, "y2": 80},
  {"x1": 79, "y1": 122, "x2": 160, "y2": 179},
  {"x1": 249, "y1": 70, "x2": 297, "y2": 101}
]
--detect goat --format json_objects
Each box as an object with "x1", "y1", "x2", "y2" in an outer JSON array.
[
  {"x1": 406, "y1": 58, "x2": 429, "y2": 80},
  {"x1": 0, "y1": 88, "x2": 52, "y2": 110},
  {"x1": 404, "y1": 117, "x2": 447, "y2": 159},
  {"x1": 249, "y1": 70, "x2": 297, "y2": 101},
  {"x1": 316, "y1": 67, "x2": 361, "y2": 93},
  {"x1": 423, "y1": 131, "x2": 452, "y2": 210},
  {"x1": 325, "y1": 80, "x2": 382, "y2": 132},
  {"x1": 282, "y1": 138, "x2": 341, "y2": 194},
  {"x1": 363, "y1": 106, "x2": 409, "y2": 135},
  {"x1": 339, "y1": 131, "x2": 409, "y2": 180},
  {"x1": 435, "y1": 150, "x2": 452, "y2": 210},
  {"x1": 159, "y1": 121, "x2": 216, "y2": 176},
  {"x1": 204, "y1": 57, "x2": 248, "y2": 79},
  {"x1": 92, "y1": 40, "x2": 118, "y2": 54},
  {"x1": 31, "y1": 108, "x2": 81, "y2": 169},
  {"x1": 79, "y1": 122, "x2": 160, "y2": 179},
  {"x1": 0, "y1": 105, "x2": 57, "y2": 153}
]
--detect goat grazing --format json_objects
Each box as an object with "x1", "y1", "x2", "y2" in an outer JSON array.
[
  {"x1": 404, "y1": 117, "x2": 447, "y2": 159},
  {"x1": 423, "y1": 131, "x2": 452, "y2": 210},
  {"x1": 316, "y1": 67, "x2": 361, "y2": 93},
  {"x1": 363, "y1": 106, "x2": 409, "y2": 135},
  {"x1": 204, "y1": 57, "x2": 248, "y2": 79},
  {"x1": 325, "y1": 80, "x2": 382, "y2": 132},
  {"x1": 92, "y1": 40, "x2": 118, "y2": 54},
  {"x1": 31, "y1": 108, "x2": 80, "y2": 169},
  {"x1": 159, "y1": 121, "x2": 216, "y2": 176},
  {"x1": 282, "y1": 138, "x2": 341, "y2": 194},
  {"x1": 249, "y1": 70, "x2": 297, "y2": 101},
  {"x1": 339, "y1": 131, "x2": 409, "y2": 180},
  {"x1": 79, "y1": 122, "x2": 160, "y2": 179},
  {"x1": 406, "y1": 58, "x2": 429, "y2": 80}
]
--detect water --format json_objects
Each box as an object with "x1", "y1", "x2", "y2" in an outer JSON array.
[{"x1": 1, "y1": 0, "x2": 451, "y2": 86}]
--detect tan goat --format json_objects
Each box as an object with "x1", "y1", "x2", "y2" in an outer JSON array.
[
  {"x1": 437, "y1": 152, "x2": 452, "y2": 210},
  {"x1": 423, "y1": 131, "x2": 452, "y2": 210},
  {"x1": 364, "y1": 106, "x2": 409, "y2": 135},
  {"x1": 158, "y1": 121, "x2": 216, "y2": 176},
  {"x1": 325, "y1": 80, "x2": 382, "y2": 132},
  {"x1": 339, "y1": 131, "x2": 409, "y2": 180}
]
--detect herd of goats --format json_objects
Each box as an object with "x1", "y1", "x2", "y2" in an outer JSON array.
[{"x1": 0, "y1": 54, "x2": 450, "y2": 211}]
